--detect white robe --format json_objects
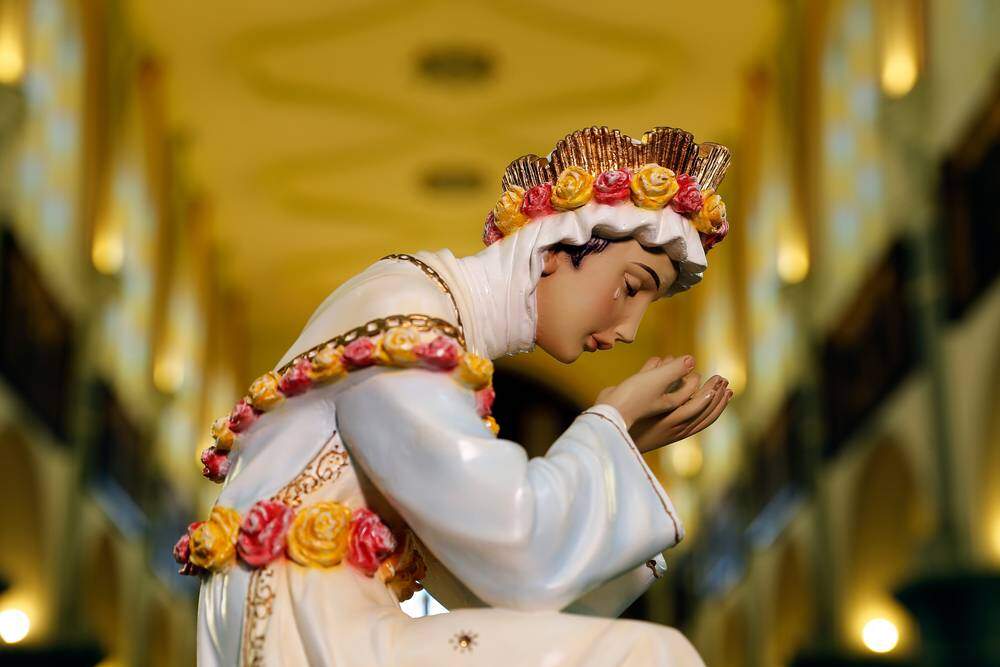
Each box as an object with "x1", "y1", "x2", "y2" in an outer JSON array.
[{"x1": 196, "y1": 246, "x2": 706, "y2": 666}]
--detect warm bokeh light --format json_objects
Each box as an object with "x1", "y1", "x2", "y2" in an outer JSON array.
[
  {"x1": 670, "y1": 439, "x2": 704, "y2": 478},
  {"x1": 862, "y1": 617, "x2": 899, "y2": 654},
  {"x1": 0, "y1": 608, "x2": 30, "y2": 644},
  {"x1": 881, "y1": 48, "x2": 918, "y2": 98},
  {"x1": 990, "y1": 513, "x2": 1000, "y2": 563},
  {"x1": 153, "y1": 352, "x2": 185, "y2": 394},
  {"x1": 0, "y1": 1, "x2": 24, "y2": 85},
  {"x1": 92, "y1": 223, "x2": 124, "y2": 275},
  {"x1": 717, "y1": 353, "x2": 747, "y2": 396},
  {"x1": 878, "y1": 0, "x2": 921, "y2": 98},
  {"x1": 777, "y1": 237, "x2": 810, "y2": 284}
]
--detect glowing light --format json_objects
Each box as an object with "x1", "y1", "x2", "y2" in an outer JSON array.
[
  {"x1": 670, "y1": 439, "x2": 703, "y2": 478},
  {"x1": 0, "y1": 1, "x2": 24, "y2": 85},
  {"x1": 881, "y1": 48, "x2": 917, "y2": 98},
  {"x1": 862, "y1": 618, "x2": 899, "y2": 653},
  {"x1": 0, "y1": 608, "x2": 30, "y2": 644},
  {"x1": 92, "y1": 224, "x2": 124, "y2": 275},
  {"x1": 154, "y1": 353, "x2": 185, "y2": 394},
  {"x1": 777, "y1": 238, "x2": 809, "y2": 284}
]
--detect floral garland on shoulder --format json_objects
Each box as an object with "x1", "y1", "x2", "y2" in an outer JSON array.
[
  {"x1": 201, "y1": 317, "x2": 498, "y2": 484},
  {"x1": 483, "y1": 164, "x2": 729, "y2": 252}
]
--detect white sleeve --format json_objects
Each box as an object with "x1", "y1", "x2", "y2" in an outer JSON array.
[
  {"x1": 563, "y1": 553, "x2": 667, "y2": 617},
  {"x1": 334, "y1": 366, "x2": 684, "y2": 611}
]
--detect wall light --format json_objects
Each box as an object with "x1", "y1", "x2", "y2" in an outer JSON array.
[
  {"x1": 0, "y1": 608, "x2": 30, "y2": 644},
  {"x1": 878, "y1": 0, "x2": 923, "y2": 98},
  {"x1": 0, "y1": 0, "x2": 25, "y2": 85},
  {"x1": 670, "y1": 438, "x2": 703, "y2": 479},
  {"x1": 862, "y1": 617, "x2": 899, "y2": 654}
]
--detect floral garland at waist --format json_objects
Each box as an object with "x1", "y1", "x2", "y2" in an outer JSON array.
[
  {"x1": 173, "y1": 500, "x2": 427, "y2": 601},
  {"x1": 484, "y1": 164, "x2": 729, "y2": 252},
  {"x1": 201, "y1": 316, "x2": 499, "y2": 483}
]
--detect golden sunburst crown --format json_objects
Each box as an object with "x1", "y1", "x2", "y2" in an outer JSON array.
[{"x1": 500, "y1": 125, "x2": 731, "y2": 193}]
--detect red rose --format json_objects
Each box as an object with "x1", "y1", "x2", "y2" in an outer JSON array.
[
  {"x1": 342, "y1": 337, "x2": 376, "y2": 369},
  {"x1": 475, "y1": 385, "x2": 495, "y2": 417},
  {"x1": 520, "y1": 183, "x2": 555, "y2": 218},
  {"x1": 482, "y1": 211, "x2": 503, "y2": 246},
  {"x1": 347, "y1": 508, "x2": 397, "y2": 577},
  {"x1": 201, "y1": 447, "x2": 231, "y2": 483},
  {"x1": 593, "y1": 169, "x2": 632, "y2": 205},
  {"x1": 237, "y1": 500, "x2": 294, "y2": 567},
  {"x1": 174, "y1": 522, "x2": 205, "y2": 575},
  {"x1": 228, "y1": 398, "x2": 259, "y2": 433},
  {"x1": 700, "y1": 218, "x2": 729, "y2": 253},
  {"x1": 670, "y1": 174, "x2": 703, "y2": 215},
  {"x1": 416, "y1": 335, "x2": 461, "y2": 370},
  {"x1": 279, "y1": 357, "x2": 312, "y2": 396}
]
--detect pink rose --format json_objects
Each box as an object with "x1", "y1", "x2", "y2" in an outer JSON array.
[
  {"x1": 475, "y1": 385, "x2": 495, "y2": 417},
  {"x1": 416, "y1": 335, "x2": 461, "y2": 370},
  {"x1": 519, "y1": 183, "x2": 555, "y2": 218},
  {"x1": 279, "y1": 357, "x2": 312, "y2": 396},
  {"x1": 347, "y1": 508, "x2": 397, "y2": 577},
  {"x1": 342, "y1": 337, "x2": 376, "y2": 369},
  {"x1": 670, "y1": 174, "x2": 703, "y2": 215},
  {"x1": 228, "y1": 398, "x2": 259, "y2": 433},
  {"x1": 174, "y1": 522, "x2": 205, "y2": 575},
  {"x1": 237, "y1": 500, "x2": 294, "y2": 567},
  {"x1": 700, "y1": 218, "x2": 729, "y2": 253},
  {"x1": 482, "y1": 211, "x2": 503, "y2": 246},
  {"x1": 593, "y1": 169, "x2": 632, "y2": 205},
  {"x1": 201, "y1": 447, "x2": 231, "y2": 483}
]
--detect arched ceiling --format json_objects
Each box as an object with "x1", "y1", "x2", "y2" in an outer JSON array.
[{"x1": 130, "y1": 0, "x2": 779, "y2": 389}]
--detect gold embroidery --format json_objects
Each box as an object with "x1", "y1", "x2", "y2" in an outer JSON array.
[
  {"x1": 273, "y1": 444, "x2": 349, "y2": 509},
  {"x1": 241, "y1": 432, "x2": 349, "y2": 665},
  {"x1": 581, "y1": 410, "x2": 681, "y2": 543},
  {"x1": 450, "y1": 630, "x2": 479, "y2": 653},
  {"x1": 241, "y1": 566, "x2": 276, "y2": 667},
  {"x1": 381, "y1": 253, "x2": 467, "y2": 349}
]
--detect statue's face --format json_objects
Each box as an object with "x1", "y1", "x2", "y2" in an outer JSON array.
[{"x1": 534, "y1": 238, "x2": 677, "y2": 364}]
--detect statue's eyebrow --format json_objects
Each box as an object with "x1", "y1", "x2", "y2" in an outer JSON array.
[{"x1": 631, "y1": 261, "x2": 662, "y2": 292}]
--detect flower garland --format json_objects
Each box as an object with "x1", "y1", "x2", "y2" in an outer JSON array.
[
  {"x1": 173, "y1": 500, "x2": 425, "y2": 598},
  {"x1": 201, "y1": 318, "x2": 499, "y2": 484},
  {"x1": 482, "y1": 163, "x2": 729, "y2": 252}
]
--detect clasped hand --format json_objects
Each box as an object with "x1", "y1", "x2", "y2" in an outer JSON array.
[{"x1": 595, "y1": 355, "x2": 732, "y2": 454}]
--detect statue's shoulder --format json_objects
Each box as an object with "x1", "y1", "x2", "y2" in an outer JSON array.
[{"x1": 275, "y1": 255, "x2": 458, "y2": 369}]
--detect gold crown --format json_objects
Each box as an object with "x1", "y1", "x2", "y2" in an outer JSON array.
[{"x1": 501, "y1": 126, "x2": 731, "y2": 193}]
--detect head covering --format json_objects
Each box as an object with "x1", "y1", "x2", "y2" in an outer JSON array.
[{"x1": 428, "y1": 126, "x2": 732, "y2": 359}]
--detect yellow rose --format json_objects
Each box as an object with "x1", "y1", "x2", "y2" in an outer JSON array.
[
  {"x1": 551, "y1": 166, "x2": 595, "y2": 210},
  {"x1": 454, "y1": 353, "x2": 493, "y2": 390},
  {"x1": 691, "y1": 188, "x2": 727, "y2": 234},
  {"x1": 492, "y1": 186, "x2": 529, "y2": 235},
  {"x1": 483, "y1": 415, "x2": 500, "y2": 436},
  {"x1": 308, "y1": 343, "x2": 347, "y2": 382},
  {"x1": 630, "y1": 163, "x2": 679, "y2": 209},
  {"x1": 381, "y1": 327, "x2": 421, "y2": 366},
  {"x1": 189, "y1": 506, "x2": 241, "y2": 571},
  {"x1": 248, "y1": 371, "x2": 284, "y2": 411},
  {"x1": 210, "y1": 416, "x2": 235, "y2": 452},
  {"x1": 286, "y1": 501, "x2": 352, "y2": 568}
]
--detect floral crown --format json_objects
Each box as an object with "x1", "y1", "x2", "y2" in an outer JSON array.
[{"x1": 483, "y1": 126, "x2": 732, "y2": 252}]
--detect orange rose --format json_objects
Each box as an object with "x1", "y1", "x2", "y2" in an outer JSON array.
[
  {"x1": 307, "y1": 343, "x2": 347, "y2": 382},
  {"x1": 691, "y1": 188, "x2": 727, "y2": 234},
  {"x1": 248, "y1": 371, "x2": 284, "y2": 411},
  {"x1": 492, "y1": 186, "x2": 529, "y2": 235},
  {"x1": 630, "y1": 163, "x2": 679, "y2": 209},
  {"x1": 286, "y1": 501, "x2": 352, "y2": 568},
  {"x1": 210, "y1": 416, "x2": 235, "y2": 452},
  {"x1": 454, "y1": 353, "x2": 493, "y2": 390},
  {"x1": 188, "y1": 506, "x2": 241, "y2": 572},
  {"x1": 551, "y1": 166, "x2": 595, "y2": 210}
]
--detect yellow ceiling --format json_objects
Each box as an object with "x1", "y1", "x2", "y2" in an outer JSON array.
[{"x1": 129, "y1": 0, "x2": 778, "y2": 397}]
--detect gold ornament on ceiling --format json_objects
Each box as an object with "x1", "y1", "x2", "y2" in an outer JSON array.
[{"x1": 501, "y1": 126, "x2": 731, "y2": 194}]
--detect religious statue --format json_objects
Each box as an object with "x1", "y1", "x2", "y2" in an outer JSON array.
[{"x1": 175, "y1": 126, "x2": 733, "y2": 666}]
